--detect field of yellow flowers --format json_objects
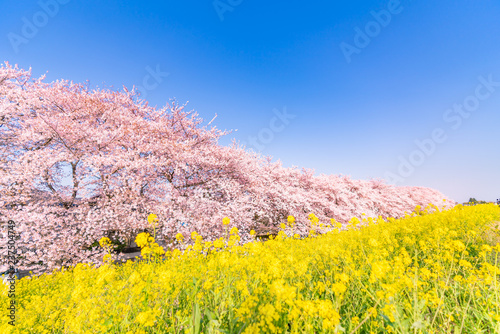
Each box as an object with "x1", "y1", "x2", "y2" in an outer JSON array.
[{"x1": 1, "y1": 203, "x2": 500, "y2": 333}]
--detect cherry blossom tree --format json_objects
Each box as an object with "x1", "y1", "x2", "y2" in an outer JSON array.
[
  {"x1": 0, "y1": 63, "x2": 454, "y2": 272},
  {"x1": 0, "y1": 63, "x2": 234, "y2": 271}
]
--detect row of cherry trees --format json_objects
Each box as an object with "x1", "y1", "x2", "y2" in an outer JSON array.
[{"x1": 0, "y1": 63, "x2": 454, "y2": 271}]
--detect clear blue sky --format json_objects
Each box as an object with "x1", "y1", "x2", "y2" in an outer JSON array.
[{"x1": 2, "y1": 0, "x2": 499, "y2": 203}]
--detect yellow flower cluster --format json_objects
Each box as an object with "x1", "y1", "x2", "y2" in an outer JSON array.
[
  {"x1": 1, "y1": 204, "x2": 499, "y2": 333},
  {"x1": 147, "y1": 213, "x2": 159, "y2": 227},
  {"x1": 98, "y1": 237, "x2": 114, "y2": 264},
  {"x1": 135, "y1": 232, "x2": 165, "y2": 261}
]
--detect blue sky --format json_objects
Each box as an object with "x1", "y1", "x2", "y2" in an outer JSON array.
[{"x1": 1, "y1": 0, "x2": 499, "y2": 203}]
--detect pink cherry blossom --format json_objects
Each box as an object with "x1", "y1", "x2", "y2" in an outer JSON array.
[{"x1": 0, "y1": 63, "x2": 454, "y2": 272}]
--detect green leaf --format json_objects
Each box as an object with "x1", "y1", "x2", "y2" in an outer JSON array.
[{"x1": 192, "y1": 302, "x2": 201, "y2": 334}]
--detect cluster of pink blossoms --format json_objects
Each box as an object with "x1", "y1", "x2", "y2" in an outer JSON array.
[{"x1": 0, "y1": 63, "x2": 454, "y2": 271}]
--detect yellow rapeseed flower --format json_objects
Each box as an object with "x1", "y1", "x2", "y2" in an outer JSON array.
[
  {"x1": 4, "y1": 203, "x2": 499, "y2": 333},
  {"x1": 99, "y1": 237, "x2": 111, "y2": 247},
  {"x1": 147, "y1": 213, "x2": 158, "y2": 226},
  {"x1": 135, "y1": 232, "x2": 150, "y2": 248},
  {"x1": 135, "y1": 309, "x2": 160, "y2": 327},
  {"x1": 213, "y1": 237, "x2": 225, "y2": 248}
]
